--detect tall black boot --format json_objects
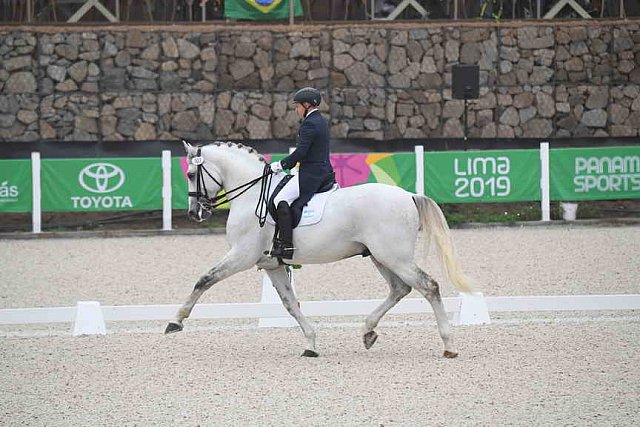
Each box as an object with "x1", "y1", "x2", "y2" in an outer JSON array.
[{"x1": 270, "y1": 201, "x2": 294, "y2": 259}]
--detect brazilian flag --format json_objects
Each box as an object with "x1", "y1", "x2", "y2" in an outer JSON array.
[{"x1": 225, "y1": 0, "x2": 303, "y2": 20}]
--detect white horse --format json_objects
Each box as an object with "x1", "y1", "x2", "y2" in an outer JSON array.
[{"x1": 167, "y1": 141, "x2": 472, "y2": 358}]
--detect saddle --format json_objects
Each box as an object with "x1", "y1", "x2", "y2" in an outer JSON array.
[{"x1": 267, "y1": 171, "x2": 338, "y2": 228}]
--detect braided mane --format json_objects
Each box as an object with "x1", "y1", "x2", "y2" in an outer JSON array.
[{"x1": 204, "y1": 141, "x2": 267, "y2": 165}]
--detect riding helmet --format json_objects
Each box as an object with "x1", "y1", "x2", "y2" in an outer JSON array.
[{"x1": 293, "y1": 87, "x2": 321, "y2": 106}]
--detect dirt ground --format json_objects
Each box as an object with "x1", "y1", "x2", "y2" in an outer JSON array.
[
  {"x1": 2, "y1": 319, "x2": 639, "y2": 427},
  {"x1": 1, "y1": 226, "x2": 639, "y2": 426}
]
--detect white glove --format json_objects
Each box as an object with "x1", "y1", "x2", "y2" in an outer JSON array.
[{"x1": 270, "y1": 161, "x2": 283, "y2": 173}]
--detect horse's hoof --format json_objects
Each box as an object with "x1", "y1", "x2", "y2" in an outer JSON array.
[
  {"x1": 164, "y1": 322, "x2": 183, "y2": 334},
  {"x1": 301, "y1": 349, "x2": 319, "y2": 357},
  {"x1": 363, "y1": 331, "x2": 378, "y2": 350},
  {"x1": 443, "y1": 350, "x2": 458, "y2": 358}
]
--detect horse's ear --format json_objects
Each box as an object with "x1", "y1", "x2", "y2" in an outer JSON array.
[{"x1": 182, "y1": 140, "x2": 193, "y2": 154}]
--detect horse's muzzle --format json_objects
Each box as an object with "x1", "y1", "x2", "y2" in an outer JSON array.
[
  {"x1": 188, "y1": 209, "x2": 201, "y2": 222},
  {"x1": 188, "y1": 203, "x2": 212, "y2": 222}
]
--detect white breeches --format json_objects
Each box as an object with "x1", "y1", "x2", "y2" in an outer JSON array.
[{"x1": 273, "y1": 175, "x2": 300, "y2": 206}]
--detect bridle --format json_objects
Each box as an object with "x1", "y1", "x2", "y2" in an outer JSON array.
[{"x1": 188, "y1": 147, "x2": 273, "y2": 226}]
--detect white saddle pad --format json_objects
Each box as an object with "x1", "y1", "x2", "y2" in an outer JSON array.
[{"x1": 266, "y1": 175, "x2": 339, "y2": 227}]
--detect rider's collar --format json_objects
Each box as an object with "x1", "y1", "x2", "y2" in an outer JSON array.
[{"x1": 303, "y1": 108, "x2": 319, "y2": 120}]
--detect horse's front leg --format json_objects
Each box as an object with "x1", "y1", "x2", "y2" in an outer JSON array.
[
  {"x1": 165, "y1": 249, "x2": 254, "y2": 334},
  {"x1": 264, "y1": 266, "x2": 318, "y2": 357}
]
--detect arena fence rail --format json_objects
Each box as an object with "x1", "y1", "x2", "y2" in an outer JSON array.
[{"x1": 1, "y1": 293, "x2": 639, "y2": 336}]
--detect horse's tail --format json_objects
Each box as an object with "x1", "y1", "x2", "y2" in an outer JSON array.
[{"x1": 413, "y1": 195, "x2": 473, "y2": 293}]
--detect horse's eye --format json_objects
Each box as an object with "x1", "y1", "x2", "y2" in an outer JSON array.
[{"x1": 187, "y1": 172, "x2": 195, "y2": 180}]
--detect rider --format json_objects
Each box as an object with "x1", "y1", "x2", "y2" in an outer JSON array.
[{"x1": 269, "y1": 87, "x2": 334, "y2": 260}]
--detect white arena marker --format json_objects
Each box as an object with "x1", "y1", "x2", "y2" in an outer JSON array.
[
  {"x1": 258, "y1": 273, "x2": 297, "y2": 328},
  {"x1": 72, "y1": 301, "x2": 107, "y2": 336},
  {"x1": 454, "y1": 292, "x2": 491, "y2": 326}
]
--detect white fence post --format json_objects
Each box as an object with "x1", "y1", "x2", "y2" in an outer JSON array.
[
  {"x1": 31, "y1": 152, "x2": 41, "y2": 233},
  {"x1": 540, "y1": 142, "x2": 550, "y2": 222},
  {"x1": 161, "y1": 150, "x2": 172, "y2": 231},
  {"x1": 415, "y1": 145, "x2": 424, "y2": 196},
  {"x1": 258, "y1": 272, "x2": 297, "y2": 328}
]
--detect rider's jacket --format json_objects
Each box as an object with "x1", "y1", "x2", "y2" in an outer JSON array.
[{"x1": 279, "y1": 109, "x2": 334, "y2": 207}]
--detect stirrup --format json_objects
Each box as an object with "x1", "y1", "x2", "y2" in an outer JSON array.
[{"x1": 269, "y1": 240, "x2": 294, "y2": 260}]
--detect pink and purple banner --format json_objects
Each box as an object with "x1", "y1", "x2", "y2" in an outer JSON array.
[{"x1": 174, "y1": 152, "x2": 416, "y2": 209}]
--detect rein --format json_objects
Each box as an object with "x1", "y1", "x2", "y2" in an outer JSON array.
[{"x1": 188, "y1": 148, "x2": 273, "y2": 226}]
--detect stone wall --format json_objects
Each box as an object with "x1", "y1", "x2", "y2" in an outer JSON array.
[{"x1": 1, "y1": 21, "x2": 639, "y2": 142}]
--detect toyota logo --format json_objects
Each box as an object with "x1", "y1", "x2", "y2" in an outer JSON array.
[{"x1": 79, "y1": 163, "x2": 125, "y2": 194}]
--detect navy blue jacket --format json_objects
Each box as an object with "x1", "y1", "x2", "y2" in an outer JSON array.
[{"x1": 280, "y1": 110, "x2": 333, "y2": 208}]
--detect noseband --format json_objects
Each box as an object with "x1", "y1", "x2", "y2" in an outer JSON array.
[
  {"x1": 188, "y1": 147, "x2": 224, "y2": 212},
  {"x1": 188, "y1": 147, "x2": 273, "y2": 225}
]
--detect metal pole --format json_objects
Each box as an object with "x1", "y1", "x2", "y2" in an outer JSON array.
[
  {"x1": 289, "y1": 0, "x2": 294, "y2": 25},
  {"x1": 454, "y1": 0, "x2": 458, "y2": 19},
  {"x1": 463, "y1": 98, "x2": 468, "y2": 142},
  {"x1": 540, "y1": 142, "x2": 550, "y2": 222},
  {"x1": 31, "y1": 152, "x2": 41, "y2": 233},
  {"x1": 162, "y1": 150, "x2": 172, "y2": 231},
  {"x1": 415, "y1": 145, "x2": 424, "y2": 196}
]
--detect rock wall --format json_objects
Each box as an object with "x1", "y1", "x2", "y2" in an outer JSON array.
[{"x1": 1, "y1": 21, "x2": 639, "y2": 142}]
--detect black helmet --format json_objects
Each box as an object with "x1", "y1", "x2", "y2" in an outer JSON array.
[{"x1": 293, "y1": 87, "x2": 321, "y2": 107}]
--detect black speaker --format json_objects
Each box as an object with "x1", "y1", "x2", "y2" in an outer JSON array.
[{"x1": 452, "y1": 64, "x2": 480, "y2": 100}]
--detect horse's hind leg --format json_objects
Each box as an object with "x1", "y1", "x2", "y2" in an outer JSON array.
[
  {"x1": 165, "y1": 249, "x2": 254, "y2": 334},
  {"x1": 363, "y1": 258, "x2": 412, "y2": 350},
  {"x1": 264, "y1": 266, "x2": 318, "y2": 357},
  {"x1": 396, "y1": 265, "x2": 457, "y2": 358}
]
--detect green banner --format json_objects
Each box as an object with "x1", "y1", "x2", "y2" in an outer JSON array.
[
  {"x1": 550, "y1": 146, "x2": 640, "y2": 201},
  {"x1": 365, "y1": 153, "x2": 416, "y2": 193},
  {"x1": 0, "y1": 159, "x2": 32, "y2": 213},
  {"x1": 424, "y1": 150, "x2": 540, "y2": 203},
  {"x1": 41, "y1": 158, "x2": 162, "y2": 212},
  {"x1": 224, "y1": 0, "x2": 302, "y2": 20},
  {"x1": 5, "y1": 147, "x2": 637, "y2": 218}
]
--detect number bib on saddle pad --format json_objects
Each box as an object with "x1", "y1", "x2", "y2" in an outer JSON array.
[{"x1": 266, "y1": 173, "x2": 339, "y2": 227}]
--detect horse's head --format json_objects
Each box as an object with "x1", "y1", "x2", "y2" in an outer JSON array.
[{"x1": 183, "y1": 141, "x2": 223, "y2": 222}]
